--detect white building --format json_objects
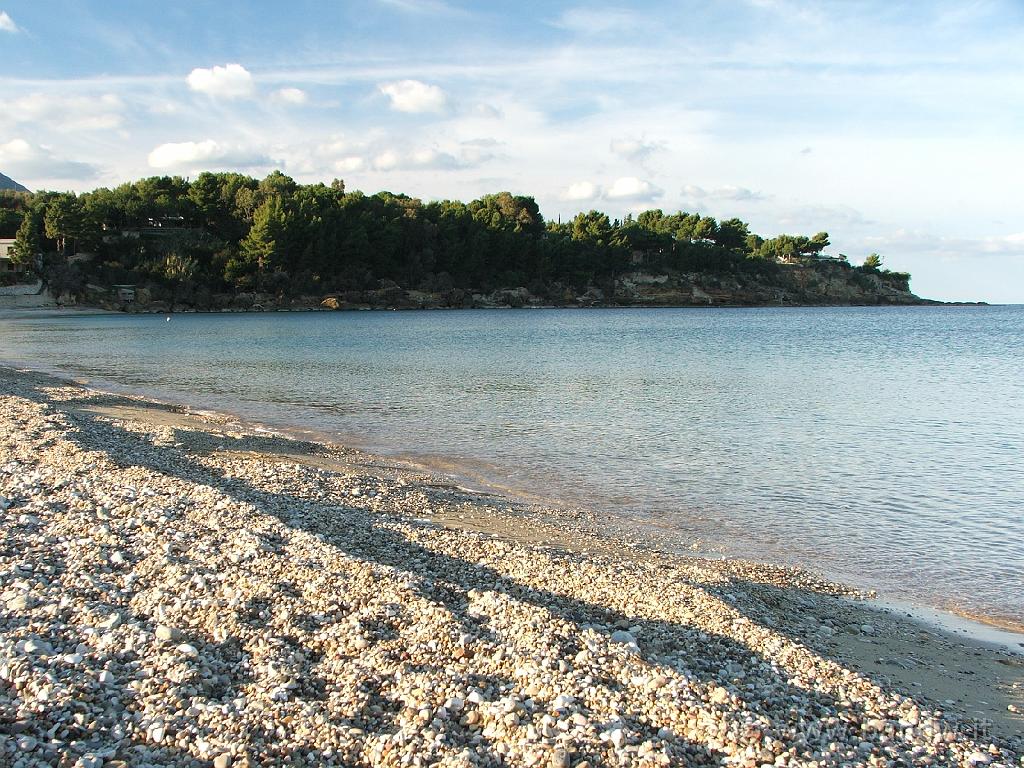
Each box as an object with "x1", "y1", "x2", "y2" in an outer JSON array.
[{"x1": 0, "y1": 238, "x2": 17, "y2": 272}]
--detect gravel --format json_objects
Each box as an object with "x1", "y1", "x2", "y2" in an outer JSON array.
[{"x1": 1, "y1": 367, "x2": 1021, "y2": 767}]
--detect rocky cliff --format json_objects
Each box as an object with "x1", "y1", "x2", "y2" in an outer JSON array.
[{"x1": 69, "y1": 259, "x2": 932, "y2": 313}]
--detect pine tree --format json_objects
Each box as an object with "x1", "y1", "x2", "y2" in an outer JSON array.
[
  {"x1": 239, "y1": 195, "x2": 285, "y2": 291},
  {"x1": 12, "y1": 211, "x2": 40, "y2": 272}
]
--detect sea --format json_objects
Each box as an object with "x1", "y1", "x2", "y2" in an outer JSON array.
[{"x1": 2, "y1": 305, "x2": 1022, "y2": 629}]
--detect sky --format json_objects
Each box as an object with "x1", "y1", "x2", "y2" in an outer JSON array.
[{"x1": 1, "y1": 0, "x2": 1022, "y2": 302}]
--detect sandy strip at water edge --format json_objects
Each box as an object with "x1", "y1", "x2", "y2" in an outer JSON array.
[{"x1": 1, "y1": 365, "x2": 1021, "y2": 767}]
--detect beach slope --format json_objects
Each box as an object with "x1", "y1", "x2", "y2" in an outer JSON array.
[{"x1": 1, "y1": 368, "x2": 1020, "y2": 767}]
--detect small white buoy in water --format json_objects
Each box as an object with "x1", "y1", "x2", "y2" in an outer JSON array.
[{"x1": 166, "y1": 316, "x2": 171, "y2": 322}]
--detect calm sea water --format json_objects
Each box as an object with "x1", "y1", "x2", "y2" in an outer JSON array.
[{"x1": 2, "y1": 306, "x2": 1022, "y2": 626}]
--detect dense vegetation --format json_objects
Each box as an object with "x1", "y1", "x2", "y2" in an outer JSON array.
[{"x1": 0, "y1": 171, "x2": 907, "y2": 300}]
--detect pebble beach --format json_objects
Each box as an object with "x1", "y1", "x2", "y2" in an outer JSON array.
[{"x1": 1, "y1": 366, "x2": 1021, "y2": 768}]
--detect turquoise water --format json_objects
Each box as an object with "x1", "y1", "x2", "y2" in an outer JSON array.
[{"x1": 2, "y1": 306, "x2": 1022, "y2": 626}]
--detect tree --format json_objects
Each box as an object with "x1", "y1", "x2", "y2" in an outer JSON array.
[
  {"x1": 162, "y1": 252, "x2": 198, "y2": 311},
  {"x1": 12, "y1": 211, "x2": 41, "y2": 272},
  {"x1": 863, "y1": 253, "x2": 882, "y2": 271},
  {"x1": 43, "y1": 194, "x2": 83, "y2": 255},
  {"x1": 237, "y1": 195, "x2": 286, "y2": 290}
]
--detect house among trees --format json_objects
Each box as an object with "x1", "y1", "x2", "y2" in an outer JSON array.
[{"x1": 0, "y1": 238, "x2": 17, "y2": 272}]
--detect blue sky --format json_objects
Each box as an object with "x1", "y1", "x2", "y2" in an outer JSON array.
[{"x1": 2, "y1": 0, "x2": 1023, "y2": 301}]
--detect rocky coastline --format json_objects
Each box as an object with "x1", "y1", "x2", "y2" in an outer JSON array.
[
  {"x1": 45, "y1": 261, "x2": 939, "y2": 314},
  {"x1": 1, "y1": 367, "x2": 1020, "y2": 767}
]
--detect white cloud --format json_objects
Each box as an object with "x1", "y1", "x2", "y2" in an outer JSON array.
[
  {"x1": 5, "y1": 93, "x2": 124, "y2": 132},
  {"x1": 147, "y1": 140, "x2": 270, "y2": 170},
  {"x1": 360, "y1": 141, "x2": 496, "y2": 173},
  {"x1": 778, "y1": 203, "x2": 870, "y2": 229},
  {"x1": 681, "y1": 184, "x2": 765, "y2": 202},
  {"x1": 474, "y1": 103, "x2": 503, "y2": 119},
  {"x1": 0, "y1": 11, "x2": 18, "y2": 32},
  {"x1": 147, "y1": 100, "x2": 182, "y2": 115},
  {"x1": 373, "y1": 150, "x2": 400, "y2": 170},
  {"x1": 333, "y1": 156, "x2": 365, "y2": 173},
  {"x1": 861, "y1": 229, "x2": 1024, "y2": 259},
  {"x1": 609, "y1": 137, "x2": 664, "y2": 165},
  {"x1": 562, "y1": 181, "x2": 601, "y2": 201},
  {"x1": 378, "y1": 79, "x2": 447, "y2": 113},
  {"x1": 411, "y1": 148, "x2": 469, "y2": 169},
  {"x1": 186, "y1": 63, "x2": 255, "y2": 99},
  {"x1": 604, "y1": 176, "x2": 663, "y2": 202},
  {"x1": 0, "y1": 138, "x2": 99, "y2": 180},
  {"x1": 273, "y1": 87, "x2": 308, "y2": 105}
]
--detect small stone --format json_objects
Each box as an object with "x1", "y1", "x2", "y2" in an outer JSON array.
[
  {"x1": 967, "y1": 753, "x2": 991, "y2": 765},
  {"x1": 176, "y1": 643, "x2": 199, "y2": 657},
  {"x1": 78, "y1": 755, "x2": 104, "y2": 768},
  {"x1": 860, "y1": 624, "x2": 875, "y2": 635},
  {"x1": 610, "y1": 630, "x2": 636, "y2": 645},
  {"x1": 98, "y1": 612, "x2": 122, "y2": 630},
  {"x1": 24, "y1": 638, "x2": 54, "y2": 655},
  {"x1": 98, "y1": 670, "x2": 115, "y2": 685},
  {"x1": 549, "y1": 748, "x2": 569, "y2": 768},
  {"x1": 17, "y1": 735, "x2": 37, "y2": 751},
  {"x1": 609, "y1": 728, "x2": 626, "y2": 748},
  {"x1": 445, "y1": 697, "x2": 464, "y2": 712},
  {"x1": 6, "y1": 594, "x2": 30, "y2": 611},
  {"x1": 213, "y1": 754, "x2": 233, "y2": 768},
  {"x1": 551, "y1": 694, "x2": 575, "y2": 711},
  {"x1": 709, "y1": 686, "x2": 730, "y2": 705},
  {"x1": 155, "y1": 625, "x2": 180, "y2": 642}
]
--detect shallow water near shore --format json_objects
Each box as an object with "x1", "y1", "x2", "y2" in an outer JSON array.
[{"x1": 2, "y1": 305, "x2": 1022, "y2": 628}]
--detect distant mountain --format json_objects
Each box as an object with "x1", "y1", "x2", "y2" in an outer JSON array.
[{"x1": 0, "y1": 172, "x2": 30, "y2": 193}]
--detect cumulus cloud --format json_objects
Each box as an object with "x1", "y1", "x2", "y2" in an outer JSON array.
[
  {"x1": 373, "y1": 150, "x2": 400, "y2": 170},
  {"x1": 147, "y1": 140, "x2": 270, "y2": 170},
  {"x1": 562, "y1": 181, "x2": 601, "y2": 201},
  {"x1": 681, "y1": 184, "x2": 765, "y2": 202},
  {"x1": 409, "y1": 148, "x2": 455, "y2": 168},
  {"x1": 378, "y1": 79, "x2": 447, "y2": 113},
  {"x1": 187, "y1": 64, "x2": 255, "y2": 99},
  {"x1": 354, "y1": 141, "x2": 496, "y2": 173},
  {"x1": 5, "y1": 93, "x2": 124, "y2": 132},
  {"x1": 333, "y1": 156, "x2": 365, "y2": 173},
  {"x1": 604, "y1": 176, "x2": 663, "y2": 202},
  {"x1": 273, "y1": 87, "x2": 308, "y2": 105},
  {"x1": 0, "y1": 138, "x2": 99, "y2": 180},
  {"x1": 0, "y1": 11, "x2": 18, "y2": 32},
  {"x1": 609, "y1": 137, "x2": 664, "y2": 165}
]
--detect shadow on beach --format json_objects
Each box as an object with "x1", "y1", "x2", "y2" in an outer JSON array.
[{"x1": 2, "y1": 369, "x2": 1018, "y2": 766}]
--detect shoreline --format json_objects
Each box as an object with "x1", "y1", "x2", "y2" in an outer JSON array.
[
  {"x1": 1, "y1": 364, "x2": 1022, "y2": 766},
  {"x1": 3, "y1": 351, "x2": 1023, "y2": 643}
]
